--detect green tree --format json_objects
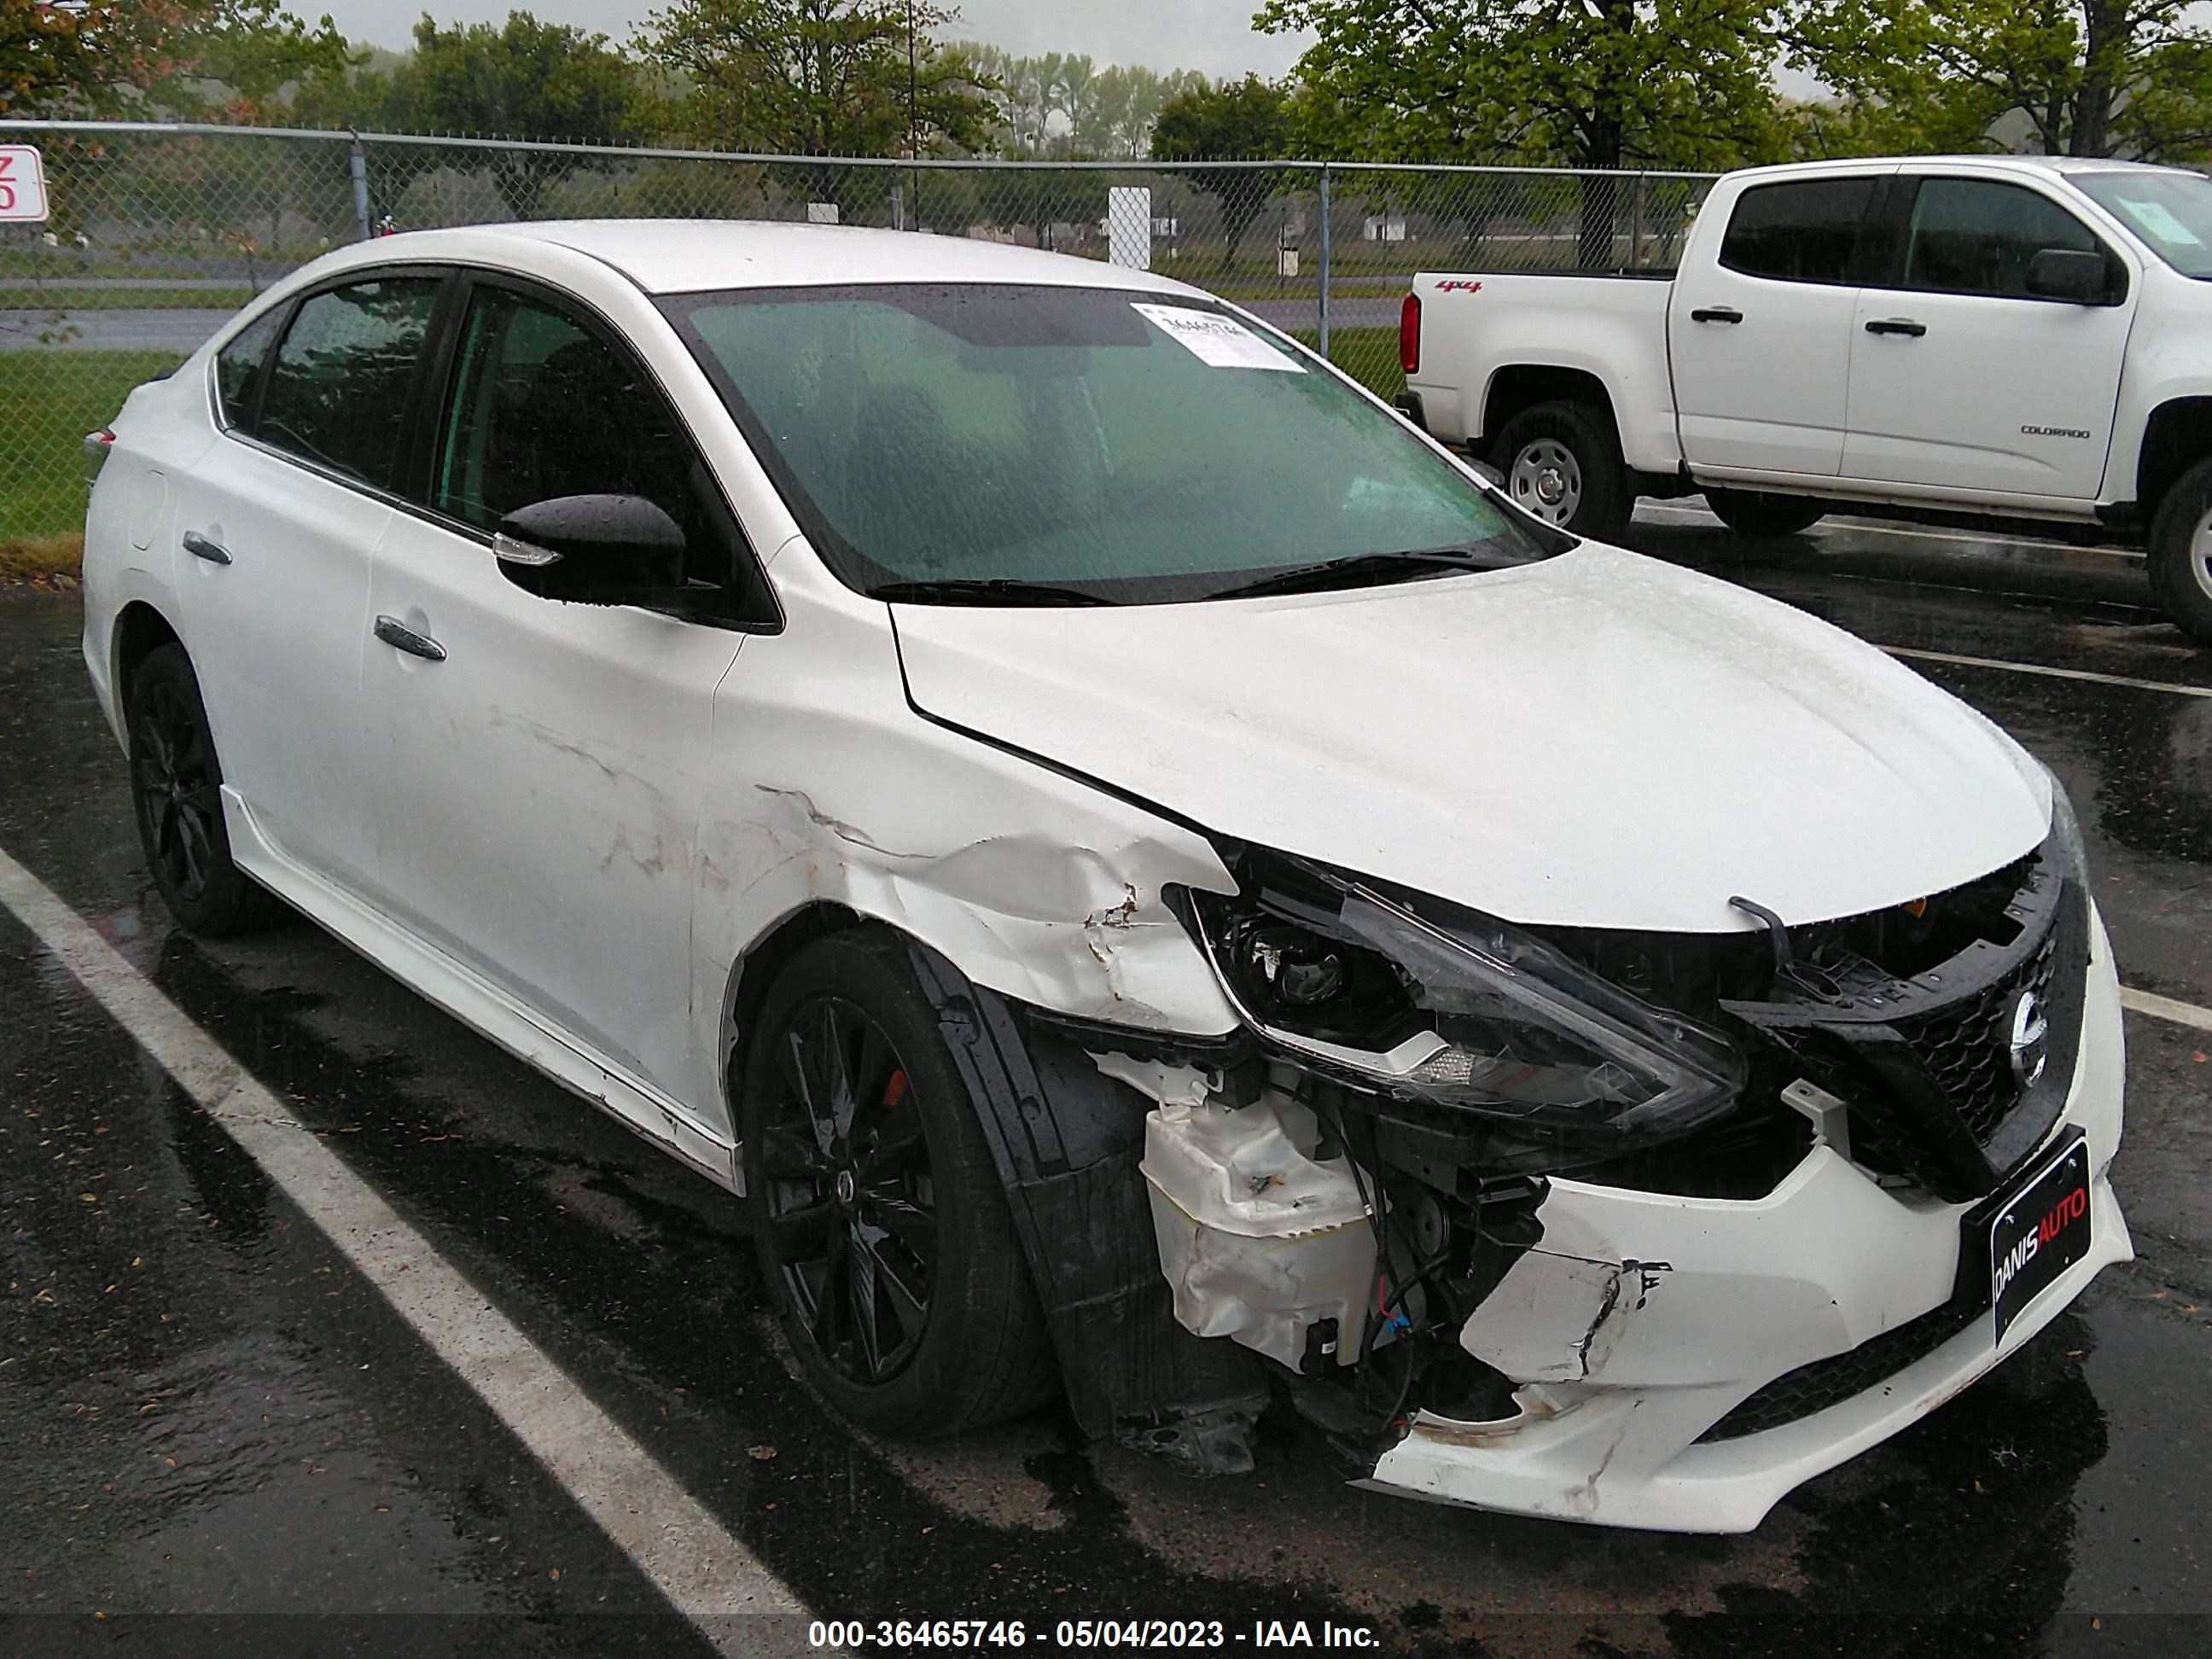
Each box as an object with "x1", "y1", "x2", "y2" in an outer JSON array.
[
  {"x1": 643, "y1": 0, "x2": 996, "y2": 159},
  {"x1": 383, "y1": 12, "x2": 647, "y2": 218},
  {"x1": 1, "y1": 0, "x2": 109, "y2": 114},
  {"x1": 1786, "y1": 0, "x2": 2212, "y2": 159},
  {"x1": 3, "y1": 0, "x2": 354, "y2": 119},
  {"x1": 1258, "y1": 0, "x2": 1786, "y2": 267},
  {"x1": 1152, "y1": 73, "x2": 1290, "y2": 271}
]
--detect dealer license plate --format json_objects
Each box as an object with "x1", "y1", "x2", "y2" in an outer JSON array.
[{"x1": 1988, "y1": 1132, "x2": 2093, "y2": 1344}]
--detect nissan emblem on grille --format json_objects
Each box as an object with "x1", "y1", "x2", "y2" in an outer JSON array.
[{"x1": 2009, "y1": 987, "x2": 2050, "y2": 1089}]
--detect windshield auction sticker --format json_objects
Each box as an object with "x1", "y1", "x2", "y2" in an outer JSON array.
[{"x1": 1131, "y1": 302, "x2": 1305, "y2": 372}]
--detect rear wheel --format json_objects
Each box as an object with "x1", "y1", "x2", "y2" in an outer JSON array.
[
  {"x1": 125, "y1": 643, "x2": 279, "y2": 935},
  {"x1": 1490, "y1": 400, "x2": 1632, "y2": 541},
  {"x1": 2145, "y1": 456, "x2": 2212, "y2": 645},
  {"x1": 741, "y1": 930, "x2": 1056, "y2": 1435},
  {"x1": 1703, "y1": 488, "x2": 1827, "y2": 538}
]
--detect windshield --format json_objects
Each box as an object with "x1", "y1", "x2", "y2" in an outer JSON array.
[
  {"x1": 659, "y1": 283, "x2": 1552, "y2": 604},
  {"x1": 2074, "y1": 170, "x2": 2212, "y2": 278}
]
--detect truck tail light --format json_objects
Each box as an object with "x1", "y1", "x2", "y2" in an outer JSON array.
[{"x1": 1399, "y1": 293, "x2": 1420, "y2": 376}]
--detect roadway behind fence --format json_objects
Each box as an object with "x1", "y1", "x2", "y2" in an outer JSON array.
[{"x1": 0, "y1": 119, "x2": 1717, "y2": 547}]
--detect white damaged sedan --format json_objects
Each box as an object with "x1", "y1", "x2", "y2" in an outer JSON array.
[{"x1": 80, "y1": 220, "x2": 2129, "y2": 1533}]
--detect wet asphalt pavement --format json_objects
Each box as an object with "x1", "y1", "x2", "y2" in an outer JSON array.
[{"x1": 4, "y1": 507, "x2": 2212, "y2": 1657}]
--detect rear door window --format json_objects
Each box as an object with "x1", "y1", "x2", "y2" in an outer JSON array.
[
  {"x1": 214, "y1": 306, "x2": 284, "y2": 428},
  {"x1": 258, "y1": 276, "x2": 443, "y2": 489},
  {"x1": 1719, "y1": 178, "x2": 1877, "y2": 284}
]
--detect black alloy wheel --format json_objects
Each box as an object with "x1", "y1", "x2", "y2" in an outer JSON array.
[
  {"x1": 741, "y1": 930, "x2": 1056, "y2": 1435},
  {"x1": 758, "y1": 995, "x2": 938, "y2": 1387},
  {"x1": 126, "y1": 643, "x2": 277, "y2": 935},
  {"x1": 133, "y1": 673, "x2": 218, "y2": 904}
]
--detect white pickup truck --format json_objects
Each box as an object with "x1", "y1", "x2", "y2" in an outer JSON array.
[{"x1": 1400, "y1": 154, "x2": 2212, "y2": 643}]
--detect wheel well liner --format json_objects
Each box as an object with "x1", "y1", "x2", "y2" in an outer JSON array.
[
  {"x1": 111, "y1": 602, "x2": 181, "y2": 709},
  {"x1": 899, "y1": 937, "x2": 1264, "y2": 1440},
  {"x1": 2137, "y1": 398, "x2": 2212, "y2": 518},
  {"x1": 725, "y1": 913, "x2": 1264, "y2": 1441},
  {"x1": 1481, "y1": 364, "x2": 1619, "y2": 449}
]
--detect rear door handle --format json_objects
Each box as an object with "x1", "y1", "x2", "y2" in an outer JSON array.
[
  {"x1": 182, "y1": 530, "x2": 230, "y2": 566},
  {"x1": 1865, "y1": 317, "x2": 1928, "y2": 337},
  {"x1": 1690, "y1": 306, "x2": 1743, "y2": 324},
  {"x1": 374, "y1": 615, "x2": 447, "y2": 662}
]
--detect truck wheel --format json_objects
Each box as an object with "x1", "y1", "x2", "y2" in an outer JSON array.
[
  {"x1": 740, "y1": 929, "x2": 1058, "y2": 1436},
  {"x1": 2145, "y1": 457, "x2": 2212, "y2": 646},
  {"x1": 1491, "y1": 401, "x2": 1632, "y2": 541},
  {"x1": 1703, "y1": 488, "x2": 1826, "y2": 538}
]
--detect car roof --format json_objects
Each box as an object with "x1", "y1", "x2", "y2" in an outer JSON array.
[
  {"x1": 1726, "y1": 154, "x2": 2199, "y2": 183},
  {"x1": 341, "y1": 218, "x2": 1212, "y2": 299}
]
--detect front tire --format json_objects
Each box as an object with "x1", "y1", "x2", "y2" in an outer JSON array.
[
  {"x1": 125, "y1": 643, "x2": 279, "y2": 935},
  {"x1": 1703, "y1": 488, "x2": 1827, "y2": 538},
  {"x1": 1490, "y1": 399, "x2": 1633, "y2": 541},
  {"x1": 741, "y1": 930, "x2": 1057, "y2": 1436},
  {"x1": 2145, "y1": 457, "x2": 2212, "y2": 645}
]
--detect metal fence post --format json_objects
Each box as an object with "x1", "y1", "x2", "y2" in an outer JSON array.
[
  {"x1": 1317, "y1": 162, "x2": 1331, "y2": 359},
  {"x1": 349, "y1": 135, "x2": 370, "y2": 242}
]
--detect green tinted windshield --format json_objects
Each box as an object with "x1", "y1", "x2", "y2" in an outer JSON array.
[
  {"x1": 661, "y1": 283, "x2": 1549, "y2": 604},
  {"x1": 2074, "y1": 170, "x2": 2212, "y2": 278}
]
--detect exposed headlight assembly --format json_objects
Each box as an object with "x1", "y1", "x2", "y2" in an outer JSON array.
[{"x1": 1179, "y1": 853, "x2": 1746, "y2": 1164}]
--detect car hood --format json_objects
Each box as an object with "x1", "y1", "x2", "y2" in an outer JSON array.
[{"x1": 890, "y1": 543, "x2": 2051, "y2": 933}]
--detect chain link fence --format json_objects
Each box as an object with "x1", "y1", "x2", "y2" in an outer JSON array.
[{"x1": 0, "y1": 119, "x2": 1716, "y2": 549}]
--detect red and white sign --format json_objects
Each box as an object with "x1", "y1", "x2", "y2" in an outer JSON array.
[{"x1": 0, "y1": 146, "x2": 50, "y2": 222}]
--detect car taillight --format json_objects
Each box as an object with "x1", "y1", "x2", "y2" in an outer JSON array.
[
  {"x1": 1399, "y1": 293, "x2": 1420, "y2": 376},
  {"x1": 84, "y1": 426, "x2": 116, "y2": 481}
]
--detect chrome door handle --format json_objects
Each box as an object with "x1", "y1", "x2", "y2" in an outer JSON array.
[
  {"x1": 1865, "y1": 317, "x2": 1927, "y2": 338},
  {"x1": 1690, "y1": 306, "x2": 1743, "y2": 324},
  {"x1": 374, "y1": 615, "x2": 446, "y2": 662},
  {"x1": 182, "y1": 530, "x2": 231, "y2": 566}
]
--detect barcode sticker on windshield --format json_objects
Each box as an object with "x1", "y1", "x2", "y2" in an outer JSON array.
[{"x1": 1131, "y1": 303, "x2": 1304, "y2": 372}]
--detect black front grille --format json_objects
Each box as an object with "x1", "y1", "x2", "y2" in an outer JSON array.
[
  {"x1": 1696, "y1": 1295, "x2": 1985, "y2": 1443},
  {"x1": 1725, "y1": 845, "x2": 2088, "y2": 1202},
  {"x1": 1892, "y1": 925, "x2": 2062, "y2": 1143}
]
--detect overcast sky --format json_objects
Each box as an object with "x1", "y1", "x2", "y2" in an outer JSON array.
[{"x1": 320, "y1": 0, "x2": 1315, "y2": 80}]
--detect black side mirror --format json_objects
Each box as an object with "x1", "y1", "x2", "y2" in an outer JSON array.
[
  {"x1": 2025, "y1": 247, "x2": 2115, "y2": 305},
  {"x1": 493, "y1": 493, "x2": 686, "y2": 603}
]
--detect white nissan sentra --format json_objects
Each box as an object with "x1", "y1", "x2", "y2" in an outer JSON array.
[{"x1": 79, "y1": 220, "x2": 2130, "y2": 1533}]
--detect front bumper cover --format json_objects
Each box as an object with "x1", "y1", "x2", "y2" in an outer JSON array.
[{"x1": 1359, "y1": 911, "x2": 2131, "y2": 1534}]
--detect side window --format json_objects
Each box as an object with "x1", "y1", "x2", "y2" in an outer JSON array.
[
  {"x1": 259, "y1": 276, "x2": 441, "y2": 488},
  {"x1": 1719, "y1": 178, "x2": 1876, "y2": 284},
  {"x1": 1901, "y1": 179, "x2": 2103, "y2": 298},
  {"x1": 214, "y1": 306, "x2": 283, "y2": 428},
  {"x1": 434, "y1": 285, "x2": 739, "y2": 585}
]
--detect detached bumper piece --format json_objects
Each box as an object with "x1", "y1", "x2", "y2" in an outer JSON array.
[{"x1": 1116, "y1": 835, "x2": 2130, "y2": 1531}]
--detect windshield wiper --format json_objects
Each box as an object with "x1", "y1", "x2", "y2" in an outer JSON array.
[
  {"x1": 1209, "y1": 545, "x2": 1525, "y2": 600},
  {"x1": 870, "y1": 578, "x2": 1111, "y2": 607}
]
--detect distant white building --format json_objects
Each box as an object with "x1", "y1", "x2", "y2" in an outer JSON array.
[{"x1": 1363, "y1": 214, "x2": 1408, "y2": 242}]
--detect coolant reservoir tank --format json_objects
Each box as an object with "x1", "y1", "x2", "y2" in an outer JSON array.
[{"x1": 1140, "y1": 1094, "x2": 1377, "y2": 1371}]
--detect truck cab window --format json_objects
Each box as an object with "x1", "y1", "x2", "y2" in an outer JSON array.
[
  {"x1": 1718, "y1": 178, "x2": 1876, "y2": 285},
  {"x1": 1901, "y1": 179, "x2": 2104, "y2": 298}
]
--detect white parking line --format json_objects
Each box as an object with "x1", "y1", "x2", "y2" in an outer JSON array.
[
  {"x1": 0, "y1": 847, "x2": 808, "y2": 1648},
  {"x1": 1635, "y1": 501, "x2": 2149, "y2": 560},
  {"x1": 1883, "y1": 646, "x2": 2212, "y2": 700},
  {"x1": 2122, "y1": 987, "x2": 2212, "y2": 1036}
]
